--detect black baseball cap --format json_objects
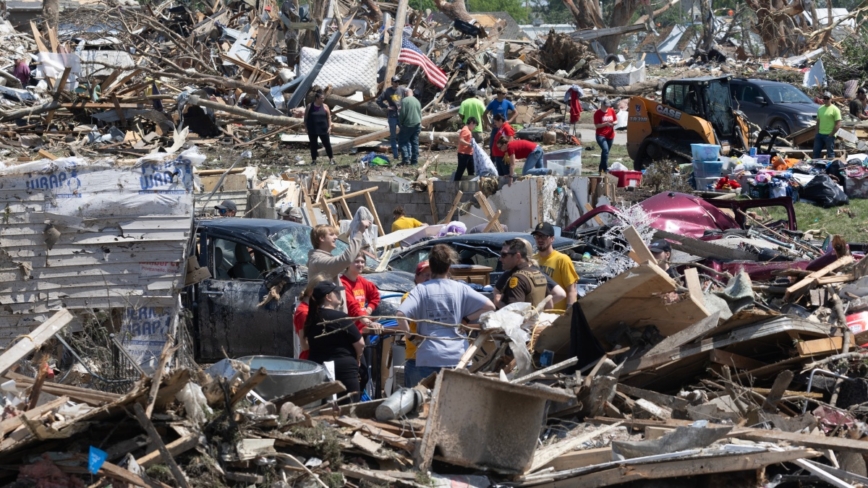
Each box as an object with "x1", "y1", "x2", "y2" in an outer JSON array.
[
  {"x1": 649, "y1": 239, "x2": 671, "y2": 253},
  {"x1": 312, "y1": 280, "x2": 338, "y2": 301},
  {"x1": 532, "y1": 222, "x2": 555, "y2": 237},
  {"x1": 215, "y1": 200, "x2": 237, "y2": 212},
  {"x1": 391, "y1": 75, "x2": 401, "y2": 83}
]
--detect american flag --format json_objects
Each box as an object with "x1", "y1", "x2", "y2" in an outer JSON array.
[{"x1": 398, "y1": 37, "x2": 448, "y2": 89}]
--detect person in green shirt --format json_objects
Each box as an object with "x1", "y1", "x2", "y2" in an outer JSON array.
[
  {"x1": 459, "y1": 92, "x2": 485, "y2": 143},
  {"x1": 397, "y1": 87, "x2": 422, "y2": 166},
  {"x1": 814, "y1": 91, "x2": 842, "y2": 160}
]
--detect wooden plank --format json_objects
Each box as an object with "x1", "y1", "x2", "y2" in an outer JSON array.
[
  {"x1": 231, "y1": 366, "x2": 268, "y2": 405},
  {"x1": 37, "y1": 149, "x2": 58, "y2": 161},
  {"x1": 528, "y1": 423, "x2": 623, "y2": 474},
  {"x1": 384, "y1": 0, "x2": 409, "y2": 83},
  {"x1": 335, "y1": 416, "x2": 415, "y2": 453},
  {"x1": 540, "y1": 447, "x2": 612, "y2": 472},
  {"x1": 29, "y1": 21, "x2": 50, "y2": 53},
  {"x1": 136, "y1": 434, "x2": 199, "y2": 467},
  {"x1": 797, "y1": 336, "x2": 854, "y2": 356},
  {"x1": 44, "y1": 66, "x2": 71, "y2": 127},
  {"x1": 474, "y1": 191, "x2": 504, "y2": 232},
  {"x1": 683, "y1": 267, "x2": 705, "y2": 308},
  {"x1": 364, "y1": 192, "x2": 386, "y2": 237},
  {"x1": 440, "y1": 190, "x2": 463, "y2": 224},
  {"x1": 616, "y1": 384, "x2": 689, "y2": 411},
  {"x1": 133, "y1": 403, "x2": 190, "y2": 488},
  {"x1": 323, "y1": 186, "x2": 378, "y2": 203},
  {"x1": 762, "y1": 370, "x2": 794, "y2": 413},
  {"x1": 427, "y1": 184, "x2": 439, "y2": 223},
  {"x1": 785, "y1": 255, "x2": 855, "y2": 301},
  {"x1": 709, "y1": 349, "x2": 767, "y2": 370},
  {"x1": 0, "y1": 309, "x2": 74, "y2": 376},
  {"x1": 623, "y1": 226, "x2": 656, "y2": 265},
  {"x1": 644, "y1": 311, "x2": 720, "y2": 356},
  {"x1": 145, "y1": 334, "x2": 178, "y2": 418},
  {"x1": 654, "y1": 229, "x2": 759, "y2": 261},
  {"x1": 0, "y1": 396, "x2": 67, "y2": 437},
  {"x1": 102, "y1": 69, "x2": 143, "y2": 97}
]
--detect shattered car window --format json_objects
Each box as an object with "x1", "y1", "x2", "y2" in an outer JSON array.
[{"x1": 705, "y1": 80, "x2": 735, "y2": 138}]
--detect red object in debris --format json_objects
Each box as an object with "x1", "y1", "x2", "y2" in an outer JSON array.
[
  {"x1": 609, "y1": 170, "x2": 642, "y2": 188},
  {"x1": 847, "y1": 312, "x2": 868, "y2": 346}
]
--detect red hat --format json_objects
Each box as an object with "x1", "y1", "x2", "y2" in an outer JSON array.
[{"x1": 415, "y1": 261, "x2": 430, "y2": 275}]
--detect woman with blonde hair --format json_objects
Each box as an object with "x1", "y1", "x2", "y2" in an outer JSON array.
[{"x1": 307, "y1": 220, "x2": 370, "y2": 309}]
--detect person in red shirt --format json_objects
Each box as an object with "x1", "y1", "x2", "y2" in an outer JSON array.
[
  {"x1": 498, "y1": 138, "x2": 550, "y2": 178},
  {"x1": 490, "y1": 114, "x2": 515, "y2": 176},
  {"x1": 594, "y1": 99, "x2": 617, "y2": 174},
  {"x1": 294, "y1": 277, "x2": 326, "y2": 360},
  {"x1": 340, "y1": 254, "x2": 381, "y2": 332},
  {"x1": 455, "y1": 117, "x2": 478, "y2": 181}
]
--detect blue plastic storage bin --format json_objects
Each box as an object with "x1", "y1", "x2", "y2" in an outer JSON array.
[
  {"x1": 692, "y1": 161, "x2": 723, "y2": 179},
  {"x1": 691, "y1": 144, "x2": 721, "y2": 162}
]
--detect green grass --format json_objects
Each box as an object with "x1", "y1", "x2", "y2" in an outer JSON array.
[{"x1": 764, "y1": 199, "x2": 868, "y2": 243}]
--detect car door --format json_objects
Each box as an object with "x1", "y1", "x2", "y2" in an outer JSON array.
[
  {"x1": 195, "y1": 233, "x2": 298, "y2": 361},
  {"x1": 733, "y1": 84, "x2": 767, "y2": 128}
]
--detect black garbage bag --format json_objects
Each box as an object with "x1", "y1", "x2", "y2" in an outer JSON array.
[{"x1": 802, "y1": 174, "x2": 849, "y2": 207}]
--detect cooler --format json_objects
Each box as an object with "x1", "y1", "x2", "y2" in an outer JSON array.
[{"x1": 609, "y1": 170, "x2": 642, "y2": 188}]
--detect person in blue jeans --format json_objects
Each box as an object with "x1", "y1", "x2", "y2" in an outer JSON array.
[
  {"x1": 397, "y1": 87, "x2": 422, "y2": 166},
  {"x1": 376, "y1": 76, "x2": 403, "y2": 160},
  {"x1": 498, "y1": 138, "x2": 550, "y2": 177},
  {"x1": 813, "y1": 91, "x2": 841, "y2": 160},
  {"x1": 483, "y1": 87, "x2": 516, "y2": 151},
  {"x1": 594, "y1": 99, "x2": 616, "y2": 173}
]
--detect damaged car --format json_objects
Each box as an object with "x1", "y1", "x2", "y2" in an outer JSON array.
[{"x1": 186, "y1": 218, "x2": 414, "y2": 361}]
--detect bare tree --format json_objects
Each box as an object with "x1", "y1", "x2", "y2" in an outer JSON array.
[
  {"x1": 43, "y1": 0, "x2": 59, "y2": 29},
  {"x1": 742, "y1": 0, "x2": 806, "y2": 58},
  {"x1": 561, "y1": 0, "x2": 669, "y2": 57}
]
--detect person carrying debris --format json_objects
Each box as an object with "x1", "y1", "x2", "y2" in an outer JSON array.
[
  {"x1": 594, "y1": 99, "x2": 617, "y2": 174},
  {"x1": 532, "y1": 222, "x2": 578, "y2": 311},
  {"x1": 649, "y1": 239, "x2": 679, "y2": 280},
  {"x1": 305, "y1": 279, "x2": 365, "y2": 403},
  {"x1": 376, "y1": 76, "x2": 403, "y2": 160},
  {"x1": 397, "y1": 87, "x2": 422, "y2": 166},
  {"x1": 214, "y1": 200, "x2": 237, "y2": 217},
  {"x1": 489, "y1": 114, "x2": 516, "y2": 176},
  {"x1": 850, "y1": 88, "x2": 868, "y2": 121},
  {"x1": 459, "y1": 91, "x2": 485, "y2": 143},
  {"x1": 391, "y1": 206, "x2": 424, "y2": 232},
  {"x1": 497, "y1": 138, "x2": 550, "y2": 177},
  {"x1": 455, "y1": 117, "x2": 478, "y2": 181},
  {"x1": 396, "y1": 244, "x2": 495, "y2": 379},
  {"x1": 813, "y1": 91, "x2": 841, "y2": 160},
  {"x1": 402, "y1": 261, "x2": 431, "y2": 387},
  {"x1": 308, "y1": 221, "x2": 370, "y2": 311},
  {"x1": 494, "y1": 239, "x2": 559, "y2": 309},
  {"x1": 304, "y1": 90, "x2": 336, "y2": 165},
  {"x1": 484, "y1": 87, "x2": 517, "y2": 153}
]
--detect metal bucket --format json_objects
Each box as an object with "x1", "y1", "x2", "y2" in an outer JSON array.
[{"x1": 237, "y1": 355, "x2": 327, "y2": 401}]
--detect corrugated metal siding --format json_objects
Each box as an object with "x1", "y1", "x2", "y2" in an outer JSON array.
[{"x1": 0, "y1": 156, "x2": 194, "y2": 344}]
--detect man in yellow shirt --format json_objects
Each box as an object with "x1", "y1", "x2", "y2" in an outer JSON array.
[
  {"x1": 402, "y1": 261, "x2": 431, "y2": 387},
  {"x1": 532, "y1": 222, "x2": 578, "y2": 311},
  {"x1": 813, "y1": 91, "x2": 842, "y2": 160},
  {"x1": 391, "y1": 205, "x2": 425, "y2": 232}
]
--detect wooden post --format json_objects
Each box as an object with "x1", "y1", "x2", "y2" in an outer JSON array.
[
  {"x1": 145, "y1": 334, "x2": 178, "y2": 418},
  {"x1": 364, "y1": 192, "x2": 386, "y2": 237},
  {"x1": 133, "y1": 403, "x2": 190, "y2": 488},
  {"x1": 474, "y1": 191, "x2": 504, "y2": 232},
  {"x1": 427, "y1": 184, "x2": 439, "y2": 223},
  {"x1": 440, "y1": 190, "x2": 463, "y2": 224},
  {"x1": 384, "y1": 0, "x2": 409, "y2": 83}
]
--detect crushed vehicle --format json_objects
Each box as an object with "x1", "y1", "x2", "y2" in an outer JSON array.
[{"x1": 187, "y1": 218, "x2": 414, "y2": 361}]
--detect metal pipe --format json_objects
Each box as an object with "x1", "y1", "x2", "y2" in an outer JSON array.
[{"x1": 802, "y1": 368, "x2": 853, "y2": 414}]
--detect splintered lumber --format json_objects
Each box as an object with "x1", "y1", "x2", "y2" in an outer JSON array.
[
  {"x1": 328, "y1": 107, "x2": 459, "y2": 154},
  {"x1": 527, "y1": 422, "x2": 623, "y2": 473},
  {"x1": 133, "y1": 403, "x2": 190, "y2": 488},
  {"x1": 336, "y1": 416, "x2": 416, "y2": 453},
  {"x1": 784, "y1": 255, "x2": 855, "y2": 301},
  {"x1": 762, "y1": 370, "x2": 794, "y2": 413},
  {"x1": 136, "y1": 434, "x2": 200, "y2": 467},
  {"x1": 644, "y1": 311, "x2": 721, "y2": 356},
  {"x1": 0, "y1": 396, "x2": 67, "y2": 437},
  {"x1": 145, "y1": 335, "x2": 178, "y2": 418},
  {"x1": 580, "y1": 262, "x2": 709, "y2": 340},
  {"x1": 623, "y1": 226, "x2": 656, "y2": 265},
  {"x1": 230, "y1": 366, "x2": 268, "y2": 405},
  {"x1": 385, "y1": 0, "x2": 409, "y2": 82},
  {"x1": 6, "y1": 371, "x2": 120, "y2": 405},
  {"x1": 60, "y1": 459, "x2": 171, "y2": 488},
  {"x1": 0, "y1": 309, "x2": 74, "y2": 376}
]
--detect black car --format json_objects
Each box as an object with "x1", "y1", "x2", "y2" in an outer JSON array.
[
  {"x1": 187, "y1": 218, "x2": 414, "y2": 361},
  {"x1": 730, "y1": 78, "x2": 820, "y2": 135},
  {"x1": 388, "y1": 232, "x2": 581, "y2": 285}
]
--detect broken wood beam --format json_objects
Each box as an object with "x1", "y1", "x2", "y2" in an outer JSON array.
[
  {"x1": 784, "y1": 255, "x2": 855, "y2": 301},
  {"x1": 0, "y1": 309, "x2": 74, "y2": 377},
  {"x1": 230, "y1": 366, "x2": 268, "y2": 405},
  {"x1": 136, "y1": 434, "x2": 200, "y2": 468},
  {"x1": 132, "y1": 403, "x2": 191, "y2": 488},
  {"x1": 327, "y1": 107, "x2": 459, "y2": 154},
  {"x1": 274, "y1": 381, "x2": 346, "y2": 407}
]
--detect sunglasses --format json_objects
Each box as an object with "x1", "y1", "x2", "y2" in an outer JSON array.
[
  {"x1": 218, "y1": 208, "x2": 228, "y2": 215},
  {"x1": 823, "y1": 97, "x2": 831, "y2": 100},
  {"x1": 500, "y1": 252, "x2": 516, "y2": 258}
]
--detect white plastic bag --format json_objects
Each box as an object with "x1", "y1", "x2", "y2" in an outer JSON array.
[
  {"x1": 176, "y1": 383, "x2": 212, "y2": 424},
  {"x1": 609, "y1": 161, "x2": 629, "y2": 172}
]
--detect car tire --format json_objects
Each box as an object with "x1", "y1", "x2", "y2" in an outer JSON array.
[{"x1": 768, "y1": 119, "x2": 790, "y2": 135}]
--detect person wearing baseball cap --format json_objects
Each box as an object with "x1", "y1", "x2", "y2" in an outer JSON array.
[
  {"x1": 401, "y1": 261, "x2": 432, "y2": 387},
  {"x1": 483, "y1": 87, "x2": 516, "y2": 157},
  {"x1": 814, "y1": 91, "x2": 841, "y2": 160},
  {"x1": 649, "y1": 239, "x2": 679, "y2": 279},
  {"x1": 286, "y1": 207, "x2": 304, "y2": 224},
  {"x1": 850, "y1": 87, "x2": 868, "y2": 121},
  {"x1": 214, "y1": 200, "x2": 237, "y2": 217},
  {"x1": 305, "y1": 277, "x2": 364, "y2": 402},
  {"x1": 376, "y1": 75, "x2": 404, "y2": 160},
  {"x1": 532, "y1": 222, "x2": 578, "y2": 312}
]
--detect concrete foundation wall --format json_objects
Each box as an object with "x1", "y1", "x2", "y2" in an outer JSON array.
[{"x1": 344, "y1": 180, "x2": 479, "y2": 231}]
